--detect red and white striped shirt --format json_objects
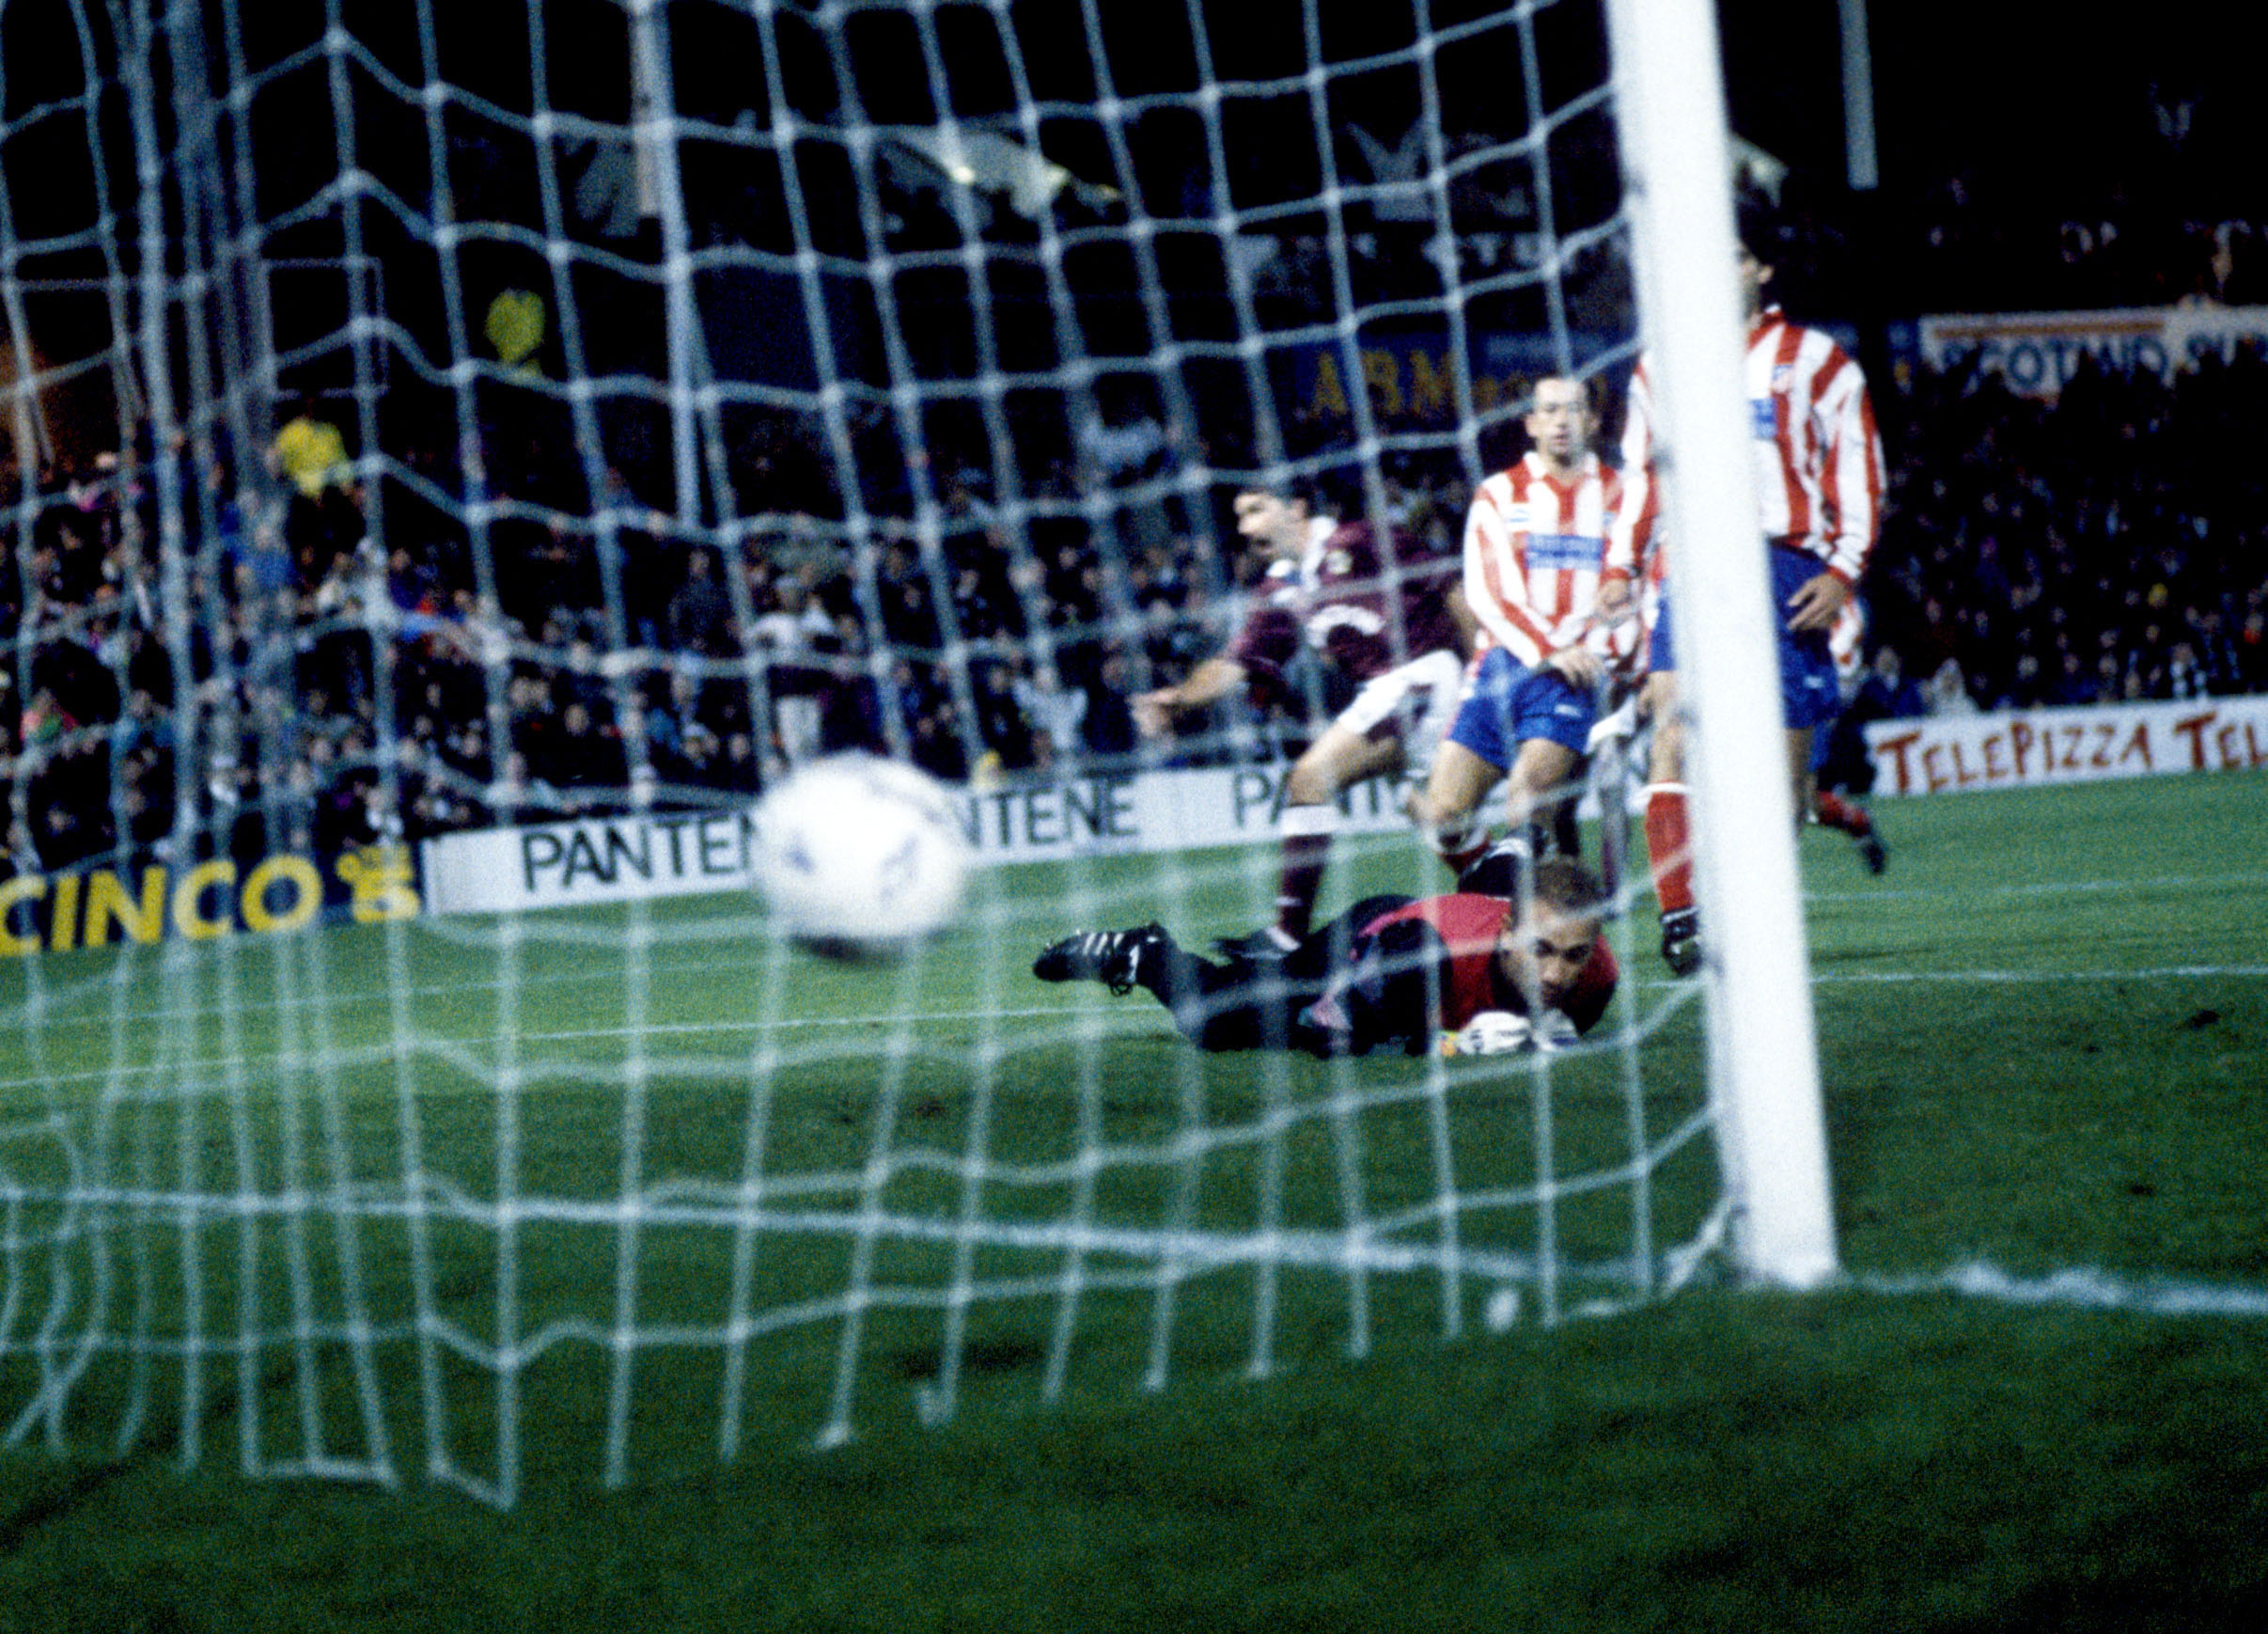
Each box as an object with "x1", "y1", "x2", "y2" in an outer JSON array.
[
  {"x1": 1606, "y1": 306, "x2": 1884, "y2": 589},
  {"x1": 1463, "y1": 451, "x2": 1623, "y2": 668}
]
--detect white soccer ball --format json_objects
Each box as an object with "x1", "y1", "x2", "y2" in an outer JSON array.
[
  {"x1": 1450, "y1": 1010, "x2": 1533, "y2": 1057},
  {"x1": 752, "y1": 754, "x2": 970, "y2": 954}
]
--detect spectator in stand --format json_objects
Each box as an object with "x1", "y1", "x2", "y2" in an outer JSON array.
[
  {"x1": 2166, "y1": 640, "x2": 2210, "y2": 700},
  {"x1": 1081, "y1": 647, "x2": 1143, "y2": 762},
  {"x1": 719, "y1": 730, "x2": 763, "y2": 796},
  {"x1": 2240, "y1": 605, "x2": 2268, "y2": 691},
  {"x1": 486, "y1": 750, "x2": 559, "y2": 827},
  {"x1": 749, "y1": 575, "x2": 834, "y2": 770},
  {"x1": 665, "y1": 547, "x2": 734, "y2": 658},
  {"x1": 1012, "y1": 656, "x2": 1089, "y2": 769},
  {"x1": 1922, "y1": 658, "x2": 1979, "y2": 716},
  {"x1": 272, "y1": 391, "x2": 351, "y2": 501},
  {"x1": 540, "y1": 699, "x2": 629, "y2": 816},
  {"x1": 969, "y1": 659, "x2": 1034, "y2": 775},
  {"x1": 1854, "y1": 648, "x2": 1926, "y2": 722}
]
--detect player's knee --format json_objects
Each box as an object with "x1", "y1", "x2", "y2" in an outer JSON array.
[{"x1": 1284, "y1": 758, "x2": 1343, "y2": 807}]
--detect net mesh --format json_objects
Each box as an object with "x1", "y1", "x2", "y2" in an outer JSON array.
[{"x1": 0, "y1": 0, "x2": 1715, "y2": 1503}]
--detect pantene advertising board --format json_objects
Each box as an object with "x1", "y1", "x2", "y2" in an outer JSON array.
[
  {"x1": 419, "y1": 765, "x2": 1421, "y2": 916},
  {"x1": 1865, "y1": 697, "x2": 2268, "y2": 797},
  {"x1": 1916, "y1": 306, "x2": 2268, "y2": 399}
]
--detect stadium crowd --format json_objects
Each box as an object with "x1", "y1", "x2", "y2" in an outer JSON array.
[{"x1": 4, "y1": 320, "x2": 2266, "y2": 878}]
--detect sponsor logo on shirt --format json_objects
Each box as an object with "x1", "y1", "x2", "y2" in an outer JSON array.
[{"x1": 1525, "y1": 531, "x2": 1603, "y2": 572}]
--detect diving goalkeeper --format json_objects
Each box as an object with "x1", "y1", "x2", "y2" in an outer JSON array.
[{"x1": 1031, "y1": 856, "x2": 1617, "y2": 1058}]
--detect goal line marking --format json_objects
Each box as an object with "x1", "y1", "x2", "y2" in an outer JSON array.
[
  {"x1": 1811, "y1": 965, "x2": 2268, "y2": 985},
  {"x1": 1853, "y1": 1261, "x2": 2268, "y2": 1322}
]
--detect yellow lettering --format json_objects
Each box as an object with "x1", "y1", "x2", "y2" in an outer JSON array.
[
  {"x1": 1363, "y1": 349, "x2": 1401, "y2": 416},
  {"x1": 85, "y1": 868, "x2": 167, "y2": 947},
  {"x1": 336, "y1": 844, "x2": 421, "y2": 924},
  {"x1": 241, "y1": 856, "x2": 321, "y2": 935},
  {"x1": 1407, "y1": 350, "x2": 1453, "y2": 420},
  {"x1": 0, "y1": 876, "x2": 46, "y2": 958},
  {"x1": 1309, "y1": 353, "x2": 1349, "y2": 419},
  {"x1": 50, "y1": 874, "x2": 80, "y2": 952},
  {"x1": 173, "y1": 859, "x2": 237, "y2": 939}
]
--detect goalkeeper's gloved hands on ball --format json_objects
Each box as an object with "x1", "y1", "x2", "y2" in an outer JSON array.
[{"x1": 1441, "y1": 1008, "x2": 1580, "y2": 1058}]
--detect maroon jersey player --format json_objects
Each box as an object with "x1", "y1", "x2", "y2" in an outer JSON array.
[{"x1": 1134, "y1": 476, "x2": 1469, "y2": 953}]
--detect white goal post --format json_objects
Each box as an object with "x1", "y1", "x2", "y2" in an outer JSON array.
[{"x1": 1602, "y1": 0, "x2": 1838, "y2": 1286}]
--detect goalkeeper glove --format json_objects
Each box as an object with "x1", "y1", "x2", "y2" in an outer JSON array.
[
  {"x1": 1442, "y1": 1011, "x2": 1532, "y2": 1057},
  {"x1": 1531, "y1": 1008, "x2": 1579, "y2": 1053}
]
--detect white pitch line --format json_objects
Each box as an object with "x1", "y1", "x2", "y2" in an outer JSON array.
[
  {"x1": 0, "y1": 1007, "x2": 1175, "y2": 1091},
  {"x1": 1852, "y1": 1261, "x2": 2268, "y2": 1322},
  {"x1": 1813, "y1": 965, "x2": 2268, "y2": 984},
  {"x1": 1806, "y1": 871, "x2": 2268, "y2": 905}
]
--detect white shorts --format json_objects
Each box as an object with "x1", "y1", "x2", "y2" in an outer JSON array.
[{"x1": 1335, "y1": 648, "x2": 1466, "y2": 779}]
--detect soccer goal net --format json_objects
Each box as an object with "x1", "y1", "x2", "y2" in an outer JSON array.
[{"x1": 0, "y1": 0, "x2": 1788, "y2": 1503}]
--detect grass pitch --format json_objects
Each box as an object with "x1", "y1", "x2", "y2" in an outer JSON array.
[{"x1": 3, "y1": 769, "x2": 2265, "y2": 1631}]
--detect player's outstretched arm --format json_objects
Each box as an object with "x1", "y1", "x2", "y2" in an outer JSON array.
[{"x1": 1133, "y1": 655, "x2": 1246, "y2": 738}]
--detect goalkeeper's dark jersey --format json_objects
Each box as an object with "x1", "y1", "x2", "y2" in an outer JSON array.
[
  {"x1": 1132, "y1": 892, "x2": 1617, "y2": 1058},
  {"x1": 1290, "y1": 892, "x2": 1617, "y2": 1055},
  {"x1": 1333, "y1": 894, "x2": 1623, "y2": 1048}
]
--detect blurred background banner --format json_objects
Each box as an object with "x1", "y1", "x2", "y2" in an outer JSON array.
[{"x1": 1916, "y1": 305, "x2": 2268, "y2": 398}]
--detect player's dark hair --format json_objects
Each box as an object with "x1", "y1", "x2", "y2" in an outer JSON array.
[
  {"x1": 1234, "y1": 470, "x2": 1335, "y2": 518},
  {"x1": 1282, "y1": 471, "x2": 1336, "y2": 516},
  {"x1": 1531, "y1": 856, "x2": 1608, "y2": 919},
  {"x1": 1734, "y1": 183, "x2": 1785, "y2": 264},
  {"x1": 1529, "y1": 373, "x2": 1595, "y2": 414},
  {"x1": 1457, "y1": 849, "x2": 1608, "y2": 918},
  {"x1": 1305, "y1": 464, "x2": 1370, "y2": 521}
]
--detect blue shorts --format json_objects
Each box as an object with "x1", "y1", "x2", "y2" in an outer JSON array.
[
  {"x1": 1648, "y1": 544, "x2": 1841, "y2": 731},
  {"x1": 1445, "y1": 647, "x2": 1597, "y2": 770}
]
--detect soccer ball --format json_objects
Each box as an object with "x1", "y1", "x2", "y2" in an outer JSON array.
[
  {"x1": 1442, "y1": 1010, "x2": 1533, "y2": 1057},
  {"x1": 753, "y1": 754, "x2": 971, "y2": 955}
]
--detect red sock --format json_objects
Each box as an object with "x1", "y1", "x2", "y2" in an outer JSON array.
[
  {"x1": 1642, "y1": 784, "x2": 1693, "y2": 915},
  {"x1": 1275, "y1": 833, "x2": 1330, "y2": 940},
  {"x1": 1812, "y1": 790, "x2": 1874, "y2": 837}
]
